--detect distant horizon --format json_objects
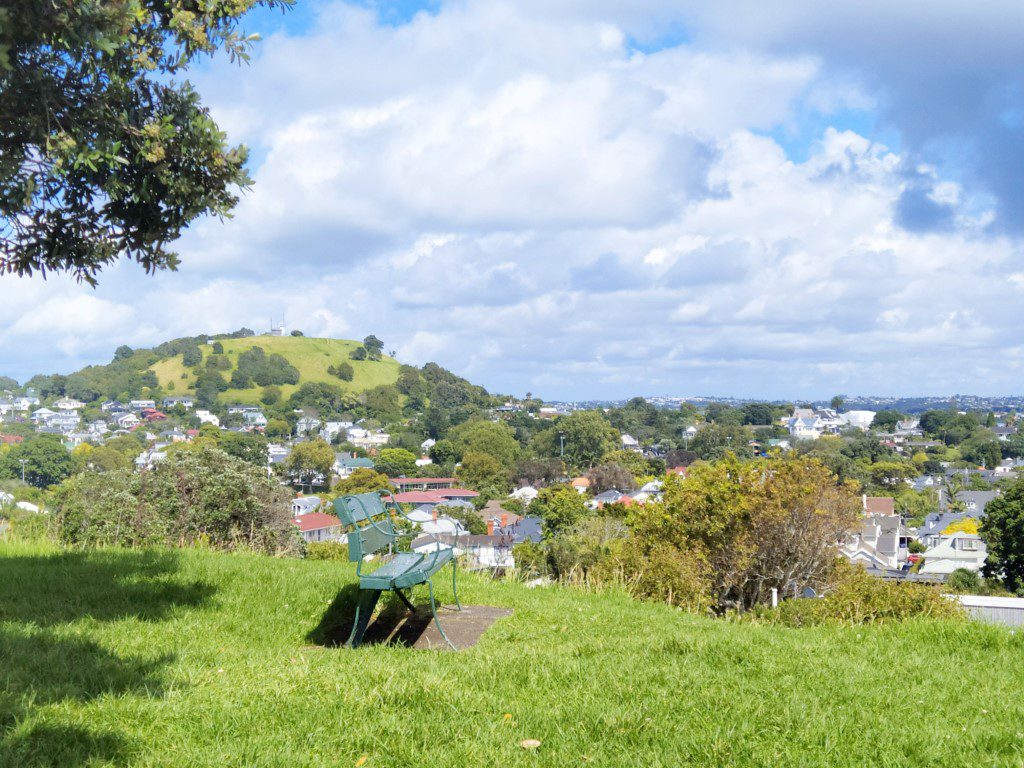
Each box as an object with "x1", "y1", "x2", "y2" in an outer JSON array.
[{"x1": 5, "y1": 330, "x2": 1024, "y2": 409}]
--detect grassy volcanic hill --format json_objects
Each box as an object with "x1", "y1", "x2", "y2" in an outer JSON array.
[
  {"x1": 0, "y1": 538, "x2": 1021, "y2": 767},
  {"x1": 148, "y1": 335, "x2": 402, "y2": 404}
]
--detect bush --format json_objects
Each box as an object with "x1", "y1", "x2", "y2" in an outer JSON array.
[
  {"x1": 946, "y1": 568, "x2": 981, "y2": 593},
  {"x1": 306, "y1": 541, "x2": 349, "y2": 561},
  {"x1": 50, "y1": 446, "x2": 300, "y2": 554},
  {"x1": 767, "y1": 562, "x2": 964, "y2": 626}
]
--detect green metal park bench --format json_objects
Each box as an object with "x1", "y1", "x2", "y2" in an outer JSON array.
[{"x1": 333, "y1": 491, "x2": 462, "y2": 649}]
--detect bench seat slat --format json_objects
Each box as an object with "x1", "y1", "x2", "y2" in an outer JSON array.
[{"x1": 360, "y1": 548, "x2": 454, "y2": 590}]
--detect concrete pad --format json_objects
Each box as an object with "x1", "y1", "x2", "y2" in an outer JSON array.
[{"x1": 307, "y1": 589, "x2": 512, "y2": 651}]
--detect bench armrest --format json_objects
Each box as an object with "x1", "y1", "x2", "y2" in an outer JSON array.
[{"x1": 385, "y1": 493, "x2": 456, "y2": 573}]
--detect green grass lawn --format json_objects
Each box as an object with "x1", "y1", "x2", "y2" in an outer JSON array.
[
  {"x1": 1, "y1": 539, "x2": 1022, "y2": 767},
  {"x1": 151, "y1": 335, "x2": 402, "y2": 404}
]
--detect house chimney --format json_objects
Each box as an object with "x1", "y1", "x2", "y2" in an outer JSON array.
[
  {"x1": 432, "y1": 508, "x2": 438, "y2": 521},
  {"x1": 501, "y1": 513, "x2": 508, "y2": 527},
  {"x1": 486, "y1": 520, "x2": 495, "y2": 536},
  {"x1": 862, "y1": 493, "x2": 867, "y2": 511}
]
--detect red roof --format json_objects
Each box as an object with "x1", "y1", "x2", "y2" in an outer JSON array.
[
  {"x1": 0, "y1": 435, "x2": 24, "y2": 445},
  {"x1": 293, "y1": 512, "x2": 342, "y2": 532},
  {"x1": 392, "y1": 488, "x2": 479, "y2": 504},
  {"x1": 864, "y1": 496, "x2": 896, "y2": 515},
  {"x1": 390, "y1": 477, "x2": 456, "y2": 486}
]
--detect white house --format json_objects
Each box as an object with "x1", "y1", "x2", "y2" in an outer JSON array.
[
  {"x1": 841, "y1": 410, "x2": 876, "y2": 431},
  {"x1": 291, "y1": 496, "x2": 322, "y2": 516},
  {"x1": 510, "y1": 485, "x2": 539, "y2": 506},
  {"x1": 411, "y1": 531, "x2": 515, "y2": 570},
  {"x1": 620, "y1": 433, "x2": 641, "y2": 452},
  {"x1": 129, "y1": 399, "x2": 156, "y2": 411},
  {"x1": 116, "y1": 413, "x2": 141, "y2": 429},
  {"x1": 30, "y1": 408, "x2": 55, "y2": 423},
  {"x1": 919, "y1": 532, "x2": 988, "y2": 576},
  {"x1": 293, "y1": 512, "x2": 344, "y2": 543},
  {"x1": 54, "y1": 396, "x2": 85, "y2": 410},
  {"x1": 195, "y1": 410, "x2": 220, "y2": 427}
]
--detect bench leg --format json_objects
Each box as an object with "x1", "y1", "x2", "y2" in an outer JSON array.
[
  {"x1": 428, "y1": 579, "x2": 457, "y2": 651},
  {"x1": 451, "y1": 558, "x2": 463, "y2": 612},
  {"x1": 395, "y1": 588, "x2": 417, "y2": 613},
  {"x1": 345, "y1": 589, "x2": 381, "y2": 649}
]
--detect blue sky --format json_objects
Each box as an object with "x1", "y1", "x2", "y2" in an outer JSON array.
[{"x1": 3, "y1": 0, "x2": 1024, "y2": 400}]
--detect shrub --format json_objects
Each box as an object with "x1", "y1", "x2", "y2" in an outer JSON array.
[
  {"x1": 306, "y1": 541, "x2": 349, "y2": 561},
  {"x1": 768, "y1": 561, "x2": 964, "y2": 626},
  {"x1": 50, "y1": 446, "x2": 300, "y2": 554},
  {"x1": 946, "y1": 568, "x2": 981, "y2": 593}
]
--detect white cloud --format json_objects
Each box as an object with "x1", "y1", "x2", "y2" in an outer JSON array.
[{"x1": 3, "y1": 0, "x2": 1024, "y2": 400}]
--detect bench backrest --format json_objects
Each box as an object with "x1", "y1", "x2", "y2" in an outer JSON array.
[{"x1": 334, "y1": 492, "x2": 397, "y2": 561}]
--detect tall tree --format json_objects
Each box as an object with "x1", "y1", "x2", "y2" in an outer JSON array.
[
  {"x1": 981, "y1": 478, "x2": 1024, "y2": 591},
  {"x1": 0, "y1": 1, "x2": 289, "y2": 283}
]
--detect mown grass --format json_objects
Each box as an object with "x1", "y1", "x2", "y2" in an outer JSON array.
[
  {"x1": 151, "y1": 335, "x2": 401, "y2": 404},
  {"x1": 1, "y1": 539, "x2": 1022, "y2": 767}
]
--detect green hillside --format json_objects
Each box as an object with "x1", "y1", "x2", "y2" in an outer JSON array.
[
  {"x1": 1, "y1": 538, "x2": 1022, "y2": 767},
  {"x1": 150, "y1": 335, "x2": 402, "y2": 404}
]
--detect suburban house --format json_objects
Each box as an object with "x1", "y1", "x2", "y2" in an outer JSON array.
[
  {"x1": 346, "y1": 428, "x2": 390, "y2": 450},
  {"x1": 195, "y1": 410, "x2": 220, "y2": 426},
  {"x1": 939, "y1": 490, "x2": 998, "y2": 516},
  {"x1": 570, "y1": 476, "x2": 591, "y2": 494},
  {"x1": 334, "y1": 453, "x2": 375, "y2": 479},
  {"x1": 621, "y1": 433, "x2": 641, "y2": 452},
  {"x1": 916, "y1": 512, "x2": 979, "y2": 549},
  {"x1": 162, "y1": 396, "x2": 195, "y2": 409},
  {"x1": 291, "y1": 496, "x2": 323, "y2": 516},
  {"x1": 320, "y1": 420, "x2": 354, "y2": 443},
  {"x1": 30, "y1": 408, "x2": 55, "y2": 423},
  {"x1": 412, "y1": 530, "x2": 515, "y2": 570},
  {"x1": 293, "y1": 512, "x2": 344, "y2": 543},
  {"x1": 390, "y1": 477, "x2": 458, "y2": 492},
  {"x1": 54, "y1": 396, "x2": 85, "y2": 410},
  {"x1": 841, "y1": 410, "x2": 876, "y2": 430},
  {"x1": 843, "y1": 515, "x2": 910, "y2": 570},
  {"x1": 115, "y1": 415, "x2": 140, "y2": 434},
  {"x1": 129, "y1": 399, "x2": 156, "y2": 411},
  {"x1": 391, "y1": 488, "x2": 479, "y2": 506},
  {"x1": 406, "y1": 506, "x2": 467, "y2": 536},
  {"x1": 510, "y1": 485, "x2": 538, "y2": 505},
  {"x1": 862, "y1": 495, "x2": 896, "y2": 515},
  {"x1": 919, "y1": 531, "x2": 987, "y2": 576}
]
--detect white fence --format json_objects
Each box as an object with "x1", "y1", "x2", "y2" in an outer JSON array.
[{"x1": 951, "y1": 595, "x2": 1024, "y2": 626}]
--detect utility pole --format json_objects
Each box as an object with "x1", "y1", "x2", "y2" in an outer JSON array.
[
  {"x1": 558, "y1": 432, "x2": 565, "y2": 459},
  {"x1": 18, "y1": 459, "x2": 27, "y2": 483}
]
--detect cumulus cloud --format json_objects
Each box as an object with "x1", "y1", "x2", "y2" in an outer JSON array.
[{"x1": 2, "y1": 0, "x2": 1024, "y2": 400}]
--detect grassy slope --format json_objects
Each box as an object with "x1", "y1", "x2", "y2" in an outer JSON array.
[
  {"x1": 150, "y1": 335, "x2": 401, "y2": 404},
  {"x1": 1, "y1": 540, "x2": 1023, "y2": 768}
]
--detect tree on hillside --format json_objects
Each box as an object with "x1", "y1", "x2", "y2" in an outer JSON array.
[
  {"x1": 449, "y1": 420, "x2": 520, "y2": 467},
  {"x1": 218, "y1": 431, "x2": 268, "y2": 468},
  {"x1": 285, "y1": 440, "x2": 334, "y2": 491},
  {"x1": 456, "y1": 451, "x2": 510, "y2": 495},
  {"x1": 113, "y1": 345, "x2": 134, "y2": 361},
  {"x1": 585, "y1": 463, "x2": 635, "y2": 494},
  {"x1": 871, "y1": 410, "x2": 903, "y2": 432},
  {"x1": 182, "y1": 347, "x2": 202, "y2": 367},
  {"x1": 333, "y1": 468, "x2": 391, "y2": 496},
  {"x1": 0, "y1": 434, "x2": 73, "y2": 487},
  {"x1": 980, "y1": 478, "x2": 1024, "y2": 591},
  {"x1": 375, "y1": 448, "x2": 417, "y2": 478},
  {"x1": 533, "y1": 411, "x2": 618, "y2": 470},
  {"x1": 1, "y1": 1, "x2": 290, "y2": 283},
  {"x1": 830, "y1": 395, "x2": 844, "y2": 412},
  {"x1": 363, "y1": 335, "x2": 384, "y2": 360}
]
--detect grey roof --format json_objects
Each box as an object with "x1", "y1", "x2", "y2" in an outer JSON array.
[
  {"x1": 939, "y1": 490, "x2": 998, "y2": 515},
  {"x1": 506, "y1": 516, "x2": 543, "y2": 544},
  {"x1": 593, "y1": 490, "x2": 624, "y2": 503}
]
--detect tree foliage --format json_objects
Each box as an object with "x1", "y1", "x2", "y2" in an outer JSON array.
[
  {"x1": 980, "y1": 478, "x2": 1024, "y2": 591},
  {"x1": 0, "y1": 1, "x2": 290, "y2": 282}
]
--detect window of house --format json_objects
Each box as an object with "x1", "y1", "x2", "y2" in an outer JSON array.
[{"x1": 960, "y1": 539, "x2": 979, "y2": 551}]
